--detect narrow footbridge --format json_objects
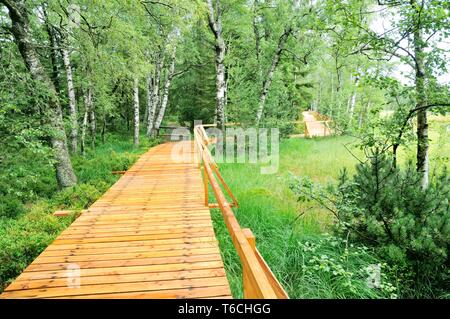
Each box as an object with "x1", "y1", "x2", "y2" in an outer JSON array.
[
  {"x1": 303, "y1": 111, "x2": 333, "y2": 137},
  {"x1": 1, "y1": 125, "x2": 287, "y2": 299}
]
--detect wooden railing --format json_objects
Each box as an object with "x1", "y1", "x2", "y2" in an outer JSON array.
[
  {"x1": 194, "y1": 124, "x2": 289, "y2": 299},
  {"x1": 156, "y1": 125, "x2": 189, "y2": 141},
  {"x1": 303, "y1": 120, "x2": 333, "y2": 138}
]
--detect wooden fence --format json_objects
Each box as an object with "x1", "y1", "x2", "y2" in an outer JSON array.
[{"x1": 193, "y1": 124, "x2": 289, "y2": 299}]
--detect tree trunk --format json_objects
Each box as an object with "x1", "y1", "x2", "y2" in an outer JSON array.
[
  {"x1": 253, "y1": 0, "x2": 262, "y2": 78},
  {"x1": 207, "y1": 0, "x2": 226, "y2": 130},
  {"x1": 145, "y1": 74, "x2": 153, "y2": 138},
  {"x1": 81, "y1": 110, "x2": 88, "y2": 155},
  {"x1": 147, "y1": 57, "x2": 164, "y2": 137},
  {"x1": 133, "y1": 77, "x2": 140, "y2": 146},
  {"x1": 60, "y1": 35, "x2": 78, "y2": 153},
  {"x1": 43, "y1": 10, "x2": 61, "y2": 95},
  {"x1": 101, "y1": 116, "x2": 106, "y2": 143},
  {"x1": 348, "y1": 75, "x2": 359, "y2": 126},
  {"x1": 84, "y1": 84, "x2": 96, "y2": 148},
  {"x1": 255, "y1": 27, "x2": 292, "y2": 124},
  {"x1": 359, "y1": 99, "x2": 370, "y2": 129},
  {"x1": 155, "y1": 47, "x2": 177, "y2": 131},
  {"x1": 414, "y1": 27, "x2": 429, "y2": 189},
  {"x1": 3, "y1": 0, "x2": 76, "y2": 188}
]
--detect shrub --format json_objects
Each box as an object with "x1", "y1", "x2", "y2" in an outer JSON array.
[
  {"x1": 0, "y1": 202, "x2": 74, "y2": 290},
  {"x1": 290, "y1": 150, "x2": 450, "y2": 298},
  {"x1": 0, "y1": 196, "x2": 25, "y2": 219},
  {"x1": 52, "y1": 183, "x2": 104, "y2": 210}
]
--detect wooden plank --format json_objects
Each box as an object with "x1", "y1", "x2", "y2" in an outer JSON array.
[
  {"x1": 0, "y1": 141, "x2": 232, "y2": 299},
  {"x1": 1, "y1": 277, "x2": 230, "y2": 298},
  {"x1": 13, "y1": 261, "x2": 226, "y2": 281},
  {"x1": 38, "y1": 242, "x2": 219, "y2": 257},
  {"x1": 26, "y1": 254, "x2": 223, "y2": 272},
  {"x1": 33, "y1": 247, "x2": 219, "y2": 264},
  {"x1": 50, "y1": 286, "x2": 232, "y2": 299},
  {"x1": 6, "y1": 268, "x2": 227, "y2": 291}
]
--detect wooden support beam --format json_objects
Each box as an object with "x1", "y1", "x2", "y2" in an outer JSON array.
[
  {"x1": 53, "y1": 210, "x2": 87, "y2": 217},
  {"x1": 243, "y1": 228, "x2": 255, "y2": 249}
]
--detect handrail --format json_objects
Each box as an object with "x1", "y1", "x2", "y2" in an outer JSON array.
[{"x1": 194, "y1": 124, "x2": 288, "y2": 299}]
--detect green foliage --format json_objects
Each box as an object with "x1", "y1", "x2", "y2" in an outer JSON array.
[
  {"x1": 0, "y1": 134, "x2": 155, "y2": 291},
  {"x1": 213, "y1": 136, "x2": 397, "y2": 298},
  {"x1": 290, "y1": 150, "x2": 450, "y2": 298},
  {"x1": 0, "y1": 202, "x2": 74, "y2": 291}
]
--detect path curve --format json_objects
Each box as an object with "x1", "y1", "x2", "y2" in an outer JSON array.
[{"x1": 302, "y1": 111, "x2": 332, "y2": 137}]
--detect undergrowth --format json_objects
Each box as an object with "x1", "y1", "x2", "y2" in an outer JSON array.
[{"x1": 0, "y1": 134, "x2": 158, "y2": 291}]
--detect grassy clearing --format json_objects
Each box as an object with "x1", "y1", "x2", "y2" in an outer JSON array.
[
  {"x1": 212, "y1": 115, "x2": 449, "y2": 298},
  {"x1": 0, "y1": 134, "x2": 158, "y2": 291}
]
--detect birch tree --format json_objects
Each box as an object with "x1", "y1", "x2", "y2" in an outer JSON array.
[
  {"x1": 255, "y1": 26, "x2": 293, "y2": 124},
  {"x1": 60, "y1": 32, "x2": 78, "y2": 153},
  {"x1": 1, "y1": 0, "x2": 77, "y2": 188},
  {"x1": 147, "y1": 53, "x2": 164, "y2": 137},
  {"x1": 206, "y1": 0, "x2": 227, "y2": 129},
  {"x1": 155, "y1": 45, "x2": 177, "y2": 131},
  {"x1": 255, "y1": 0, "x2": 303, "y2": 125},
  {"x1": 133, "y1": 77, "x2": 140, "y2": 146},
  {"x1": 343, "y1": 0, "x2": 450, "y2": 189}
]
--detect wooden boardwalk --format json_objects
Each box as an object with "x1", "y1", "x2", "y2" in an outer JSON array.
[
  {"x1": 0, "y1": 141, "x2": 232, "y2": 299},
  {"x1": 303, "y1": 111, "x2": 332, "y2": 137}
]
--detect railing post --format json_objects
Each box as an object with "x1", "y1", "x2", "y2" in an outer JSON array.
[
  {"x1": 203, "y1": 166, "x2": 209, "y2": 207},
  {"x1": 243, "y1": 228, "x2": 256, "y2": 298},
  {"x1": 243, "y1": 228, "x2": 255, "y2": 250}
]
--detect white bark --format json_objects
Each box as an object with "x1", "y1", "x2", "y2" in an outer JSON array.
[
  {"x1": 155, "y1": 47, "x2": 177, "y2": 130},
  {"x1": 255, "y1": 27, "x2": 292, "y2": 124},
  {"x1": 414, "y1": 26, "x2": 429, "y2": 189},
  {"x1": 146, "y1": 74, "x2": 153, "y2": 137},
  {"x1": 3, "y1": 0, "x2": 77, "y2": 188},
  {"x1": 348, "y1": 75, "x2": 360, "y2": 125},
  {"x1": 81, "y1": 110, "x2": 88, "y2": 155},
  {"x1": 133, "y1": 77, "x2": 140, "y2": 146},
  {"x1": 147, "y1": 56, "x2": 164, "y2": 136},
  {"x1": 84, "y1": 85, "x2": 95, "y2": 148},
  {"x1": 61, "y1": 45, "x2": 78, "y2": 153},
  {"x1": 207, "y1": 0, "x2": 226, "y2": 129}
]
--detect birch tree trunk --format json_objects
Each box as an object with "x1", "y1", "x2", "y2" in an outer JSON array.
[
  {"x1": 60, "y1": 35, "x2": 78, "y2": 153},
  {"x1": 207, "y1": 0, "x2": 226, "y2": 129},
  {"x1": 146, "y1": 74, "x2": 153, "y2": 137},
  {"x1": 414, "y1": 27, "x2": 429, "y2": 189},
  {"x1": 2, "y1": 0, "x2": 77, "y2": 188},
  {"x1": 348, "y1": 75, "x2": 359, "y2": 126},
  {"x1": 43, "y1": 9, "x2": 61, "y2": 95},
  {"x1": 255, "y1": 26, "x2": 292, "y2": 125},
  {"x1": 147, "y1": 56, "x2": 164, "y2": 137},
  {"x1": 253, "y1": 0, "x2": 262, "y2": 79},
  {"x1": 81, "y1": 110, "x2": 88, "y2": 155},
  {"x1": 358, "y1": 99, "x2": 370, "y2": 129},
  {"x1": 155, "y1": 47, "x2": 177, "y2": 131},
  {"x1": 84, "y1": 84, "x2": 96, "y2": 148},
  {"x1": 133, "y1": 77, "x2": 140, "y2": 146}
]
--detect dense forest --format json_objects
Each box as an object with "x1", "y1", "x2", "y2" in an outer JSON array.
[{"x1": 0, "y1": 0, "x2": 449, "y2": 299}]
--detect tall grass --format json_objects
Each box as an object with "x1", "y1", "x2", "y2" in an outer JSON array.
[
  {"x1": 212, "y1": 116, "x2": 449, "y2": 298},
  {"x1": 211, "y1": 136, "x2": 395, "y2": 298}
]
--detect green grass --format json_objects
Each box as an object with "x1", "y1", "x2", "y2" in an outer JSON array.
[
  {"x1": 211, "y1": 136, "x2": 387, "y2": 298},
  {"x1": 0, "y1": 134, "x2": 158, "y2": 291},
  {"x1": 211, "y1": 116, "x2": 449, "y2": 298}
]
